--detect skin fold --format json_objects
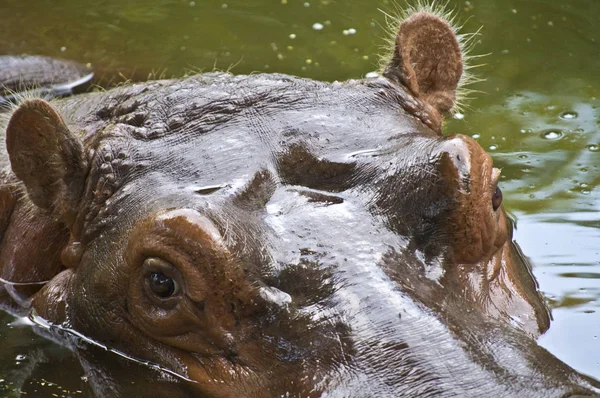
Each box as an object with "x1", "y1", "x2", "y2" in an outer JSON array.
[{"x1": 0, "y1": 9, "x2": 598, "y2": 398}]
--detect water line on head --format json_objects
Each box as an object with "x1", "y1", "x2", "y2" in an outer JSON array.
[{"x1": 28, "y1": 309, "x2": 199, "y2": 384}]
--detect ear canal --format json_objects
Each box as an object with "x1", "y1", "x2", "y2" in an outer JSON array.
[
  {"x1": 6, "y1": 99, "x2": 87, "y2": 225},
  {"x1": 384, "y1": 12, "x2": 463, "y2": 115}
]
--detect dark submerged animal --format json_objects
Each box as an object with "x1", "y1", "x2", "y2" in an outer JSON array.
[{"x1": 0, "y1": 10, "x2": 599, "y2": 398}]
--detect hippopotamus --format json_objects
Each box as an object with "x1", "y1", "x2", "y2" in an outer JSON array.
[
  {"x1": 1, "y1": 8, "x2": 599, "y2": 398},
  {"x1": 0, "y1": 55, "x2": 93, "y2": 107}
]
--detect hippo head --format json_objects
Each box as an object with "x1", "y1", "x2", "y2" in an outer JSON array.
[{"x1": 0, "y1": 9, "x2": 570, "y2": 398}]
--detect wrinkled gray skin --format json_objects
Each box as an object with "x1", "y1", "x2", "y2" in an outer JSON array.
[{"x1": 1, "y1": 11, "x2": 600, "y2": 398}]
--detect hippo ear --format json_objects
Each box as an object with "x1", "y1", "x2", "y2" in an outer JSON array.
[
  {"x1": 383, "y1": 12, "x2": 463, "y2": 115},
  {"x1": 6, "y1": 99, "x2": 87, "y2": 225}
]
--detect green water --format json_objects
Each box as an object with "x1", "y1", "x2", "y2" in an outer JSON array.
[{"x1": 0, "y1": 0, "x2": 598, "y2": 395}]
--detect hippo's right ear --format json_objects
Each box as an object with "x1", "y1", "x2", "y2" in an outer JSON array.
[
  {"x1": 6, "y1": 99, "x2": 87, "y2": 225},
  {"x1": 383, "y1": 11, "x2": 463, "y2": 115}
]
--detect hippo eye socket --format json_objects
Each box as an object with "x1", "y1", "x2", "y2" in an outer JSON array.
[
  {"x1": 148, "y1": 272, "x2": 178, "y2": 298},
  {"x1": 492, "y1": 186, "x2": 503, "y2": 211}
]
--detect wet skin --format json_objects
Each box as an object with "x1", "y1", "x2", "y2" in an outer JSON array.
[
  {"x1": 1, "y1": 10, "x2": 599, "y2": 398},
  {"x1": 0, "y1": 55, "x2": 94, "y2": 106}
]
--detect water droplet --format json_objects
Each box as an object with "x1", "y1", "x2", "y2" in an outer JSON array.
[
  {"x1": 312, "y1": 23, "x2": 324, "y2": 30},
  {"x1": 541, "y1": 130, "x2": 562, "y2": 140},
  {"x1": 303, "y1": 1, "x2": 310, "y2": 7},
  {"x1": 289, "y1": 33, "x2": 296, "y2": 39},
  {"x1": 15, "y1": 354, "x2": 26, "y2": 361},
  {"x1": 587, "y1": 144, "x2": 599, "y2": 152},
  {"x1": 472, "y1": 133, "x2": 480, "y2": 139},
  {"x1": 343, "y1": 28, "x2": 357, "y2": 35},
  {"x1": 221, "y1": 3, "x2": 228, "y2": 8},
  {"x1": 60, "y1": 46, "x2": 67, "y2": 52},
  {"x1": 453, "y1": 113, "x2": 465, "y2": 120},
  {"x1": 365, "y1": 71, "x2": 379, "y2": 78},
  {"x1": 560, "y1": 111, "x2": 578, "y2": 120},
  {"x1": 518, "y1": 154, "x2": 528, "y2": 159},
  {"x1": 581, "y1": 189, "x2": 591, "y2": 195},
  {"x1": 281, "y1": 0, "x2": 287, "y2": 4},
  {"x1": 489, "y1": 145, "x2": 498, "y2": 151},
  {"x1": 305, "y1": 59, "x2": 312, "y2": 64}
]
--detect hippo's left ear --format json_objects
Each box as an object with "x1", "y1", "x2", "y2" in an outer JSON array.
[
  {"x1": 6, "y1": 99, "x2": 87, "y2": 226},
  {"x1": 383, "y1": 11, "x2": 463, "y2": 115}
]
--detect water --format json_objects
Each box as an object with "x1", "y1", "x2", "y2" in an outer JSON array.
[{"x1": 0, "y1": 0, "x2": 599, "y2": 393}]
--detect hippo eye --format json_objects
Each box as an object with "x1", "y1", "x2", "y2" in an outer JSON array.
[
  {"x1": 492, "y1": 186, "x2": 503, "y2": 211},
  {"x1": 148, "y1": 272, "x2": 178, "y2": 298},
  {"x1": 142, "y1": 258, "x2": 182, "y2": 303}
]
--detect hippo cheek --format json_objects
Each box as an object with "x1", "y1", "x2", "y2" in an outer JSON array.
[{"x1": 30, "y1": 269, "x2": 74, "y2": 325}]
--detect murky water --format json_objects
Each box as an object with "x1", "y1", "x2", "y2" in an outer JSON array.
[{"x1": 0, "y1": 0, "x2": 598, "y2": 395}]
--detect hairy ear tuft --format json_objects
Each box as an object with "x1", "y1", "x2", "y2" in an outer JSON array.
[{"x1": 380, "y1": 4, "x2": 481, "y2": 116}]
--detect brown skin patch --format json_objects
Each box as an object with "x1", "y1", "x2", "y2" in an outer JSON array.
[
  {"x1": 0, "y1": 178, "x2": 16, "y2": 242},
  {"x1": 31, "y1": 268, "x2": 73, "y2": 324},
  {"x1": 0, "y1": 200, "x2": 68, "y2": 306},
  {"x1": 125, "y1": 210, "x2": 255, "y2": 356},
  {"x1": 438, "y1": 135, "x2": 507, "y2": 265},
  {"x1": 122, "y1": 209, "x2": 338, "y2": 397},
  {"x1": 383, "y1": 12, "x2": 463, "y2": 131},
  {"x1": 277, "y1": 144, "x2": 358, "y2": 192}
]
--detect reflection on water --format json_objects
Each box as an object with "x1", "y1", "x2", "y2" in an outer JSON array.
[
  {"x1": 0, "y1": 0, "x2": 599, "y2": 393},
  {"x1": 449, "y1": 93, "x2": 600, "y2": 212},
  {"x1": 514, "y1": 213, "x2": 600, "y2": 379},
  {"x1": 0, "y1": 312, "x2": 88, "y2": 397}
]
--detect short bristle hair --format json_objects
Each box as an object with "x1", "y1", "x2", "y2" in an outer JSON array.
[{"x1": 378, "y1": 1, "x2": 484, "y2": 114}]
